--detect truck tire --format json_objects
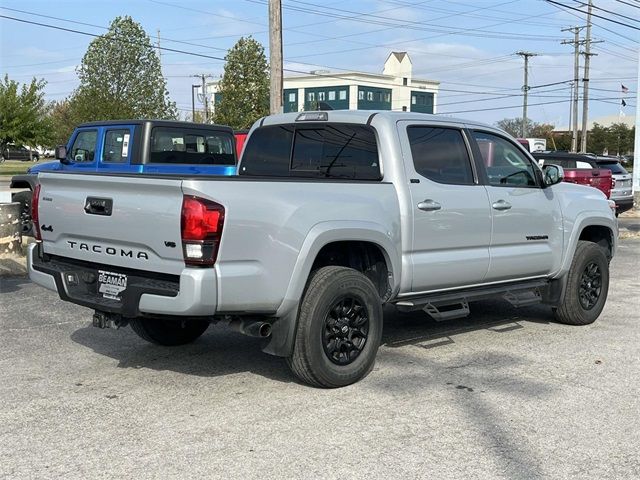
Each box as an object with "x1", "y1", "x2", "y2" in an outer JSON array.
[
  {"x1": 554, "y1": 240, "x2": 609, "y2": 326},
  {"x1": 129, "y1": 317, "x2": 210, "y2": 346},
  {"x1": 287, "y1": 266, "x2": 383, "y2": 388},
  {"x1": 12, "y1": 190, "x2": 33, "y2": 236}
]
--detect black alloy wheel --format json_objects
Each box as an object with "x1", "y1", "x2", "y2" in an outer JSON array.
[
  {"x1": 323, "y1": 296, "x2": 369, "y2": 365},
  {"x1": 578, "y1": 262, "x2": 602, "y2": 310},
  {"x1": 554, "y1": 240, "x2": 609, "y2": 326},
  {"x1": 287, "y1": 266, "x2": 383, "y2": 388}
]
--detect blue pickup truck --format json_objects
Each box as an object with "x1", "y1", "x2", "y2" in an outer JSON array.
[{"x1": 11, "y1": 119, "x2": 238, "y2": 234}]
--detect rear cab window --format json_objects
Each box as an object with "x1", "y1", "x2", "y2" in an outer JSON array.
[
  {"x1": 102, "y1": 129, "x2": 132, "y2": 163},
  {"x1": 150, "y1": 127, "x2": 235, "y2": 165},
  {"x1": 240, "y1": 123, "x2": 381, "y2": 180}
]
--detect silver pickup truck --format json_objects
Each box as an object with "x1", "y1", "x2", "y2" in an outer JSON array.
[{"x1": 28, "y1": 111, "x2": 618, "y2": 388}]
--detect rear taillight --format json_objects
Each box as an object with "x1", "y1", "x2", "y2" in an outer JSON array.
[
  {"x1": 611, "y1": 178, "x2": 616, "y2": 189},
  {"x1": 32, "y1": 184, "x2": 41, "y2": 241},
  {"x1": 181, "y1": 196, "x2": 224, "y2": 266}
]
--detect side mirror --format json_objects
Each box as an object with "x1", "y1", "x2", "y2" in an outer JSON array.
[
  {"x1": 542, "y1": 164, "x2": 564, "y2": 187},
  {"x1": 55, "y1": 145, "x2": 69, "y2": 164}
]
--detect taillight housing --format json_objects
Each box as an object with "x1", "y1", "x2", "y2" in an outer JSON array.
[
  {"x1": 181, "y1": 196, "x2": 224, "y2": 266},
  {"x1": 32, "y1": 183, "x2": 42, "y2": 241}
]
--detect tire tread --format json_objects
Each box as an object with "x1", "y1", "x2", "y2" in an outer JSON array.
[
  {"x1": 287, "y1": 266, "x2": 381, "y2": 388},
  {"x1": 554, "y1": 240, "x2": 609, "y2": 326}
]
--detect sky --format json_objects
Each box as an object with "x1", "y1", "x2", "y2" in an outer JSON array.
[{"x1": 0, "y1": 0, "x2": 638, "y2": 128}]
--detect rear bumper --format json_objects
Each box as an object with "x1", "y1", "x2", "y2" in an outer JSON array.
[
  {"x1": 28, "y1": 243, "x2": 217, "y2": 317},
  {"x1": 612, "y1": 197, "x2": 633, "y2": 214}
]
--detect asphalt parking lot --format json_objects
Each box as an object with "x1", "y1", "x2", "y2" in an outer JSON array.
[{"x1": 1, "y1": 239, "x2": 639, "y2": 479}]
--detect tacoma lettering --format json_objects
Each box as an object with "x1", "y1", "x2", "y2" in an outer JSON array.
[{"x1": 66, "y1": 241, "x2": 149, "y2": 260}]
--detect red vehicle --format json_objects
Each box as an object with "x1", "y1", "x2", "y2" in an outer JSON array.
[
  {"x1": 234, "y1": 130, "x2": 248, "y2": 158},
  {"x1": 532, "y1": 152, "x2": 613, "y2": 199}
]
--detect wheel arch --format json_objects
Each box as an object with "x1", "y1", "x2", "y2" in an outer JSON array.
[
  {"x1": 554, "y1": 212, "x2": 616, "y2": 280},
  {"x1": 263, "y1": 221, "x2": 400, "y2": 357},
  {"x1": 9, "y1": 174, "x2": 37, "y2": 191}
]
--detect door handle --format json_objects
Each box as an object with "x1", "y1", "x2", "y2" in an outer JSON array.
[
  {"x1": 492, "y1": 200, "x2": 512, "y2": 211},
  {"x1": 417, "y1": 199, "x2": 442, "y2": 211}
]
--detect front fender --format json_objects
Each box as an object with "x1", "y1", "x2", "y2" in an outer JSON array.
[{"x1": 552, "y1": 210, "x2": 618, "y2": 279}]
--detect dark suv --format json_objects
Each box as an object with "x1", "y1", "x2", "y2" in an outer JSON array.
[
  {"x1": 532, "y1": 152, "x2": 633, "y2": 214},
  {"x1": 1, "y1": 145, "x2": 39, "y2": 162}
]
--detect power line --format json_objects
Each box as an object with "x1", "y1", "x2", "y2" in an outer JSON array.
[
  {"x1": 573, "y1": 0, "x2": 640, "y2": 23},
  {"x1": 545, "y1": 0, "x2": 640, "y2": 30}
]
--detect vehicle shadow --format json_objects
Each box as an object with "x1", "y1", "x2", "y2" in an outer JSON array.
[
  {"x1": 372, "y1": 300, "x2": 559, "y2": 480},
  {"x1": 0, "y1": 273, "x2": 30, "y2": 294},
  {"x1": 69, "y1": 323, "x2": 295, "y2": 384},
  {"x1": 381, "y1": 298, "x2": 554, "y2": 349},
  {"x1": 69, "y1": 298, "x2": 557, "y2": 386}
]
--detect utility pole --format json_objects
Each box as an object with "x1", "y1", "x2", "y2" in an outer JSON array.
[
  {"x1": 193, "y1": 74, "x2": 213, "y2": 123},
  {"x1": 156, "y1": 29, "x2": 162, "y2": 66},
  {"x1": 633, "y1": 48, "x2": 640, "y2": 209},
  {"x1": 568, "y1": 81, "x2": 574, "y2": 135},
  {"x1": 562, "y1": 26, "x2": 584, "y2": 152},
  {"x1": 515, "y1": 51, "x2": 537, "y2": 138},
  {"x1": 580, "y1": 0, "x2": 602, "y2": 153},
  {"x1": 191, "y1": 84, "x2": 200, "y2": 122},
  {"x1": 269, "y1": 0, "x2": 283, "y2": 115}
]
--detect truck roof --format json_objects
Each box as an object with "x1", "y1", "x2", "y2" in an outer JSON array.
[
  {"x1": 259, "y1": 110, "x2": 479, "y2": 128},
  {"x1": 77, "y1": 119, "x2": 234, "y2": 133}
]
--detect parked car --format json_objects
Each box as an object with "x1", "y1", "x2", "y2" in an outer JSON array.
[
  {"x1": 28, "y1": 111, "x2": 617, "y2": 388},
  {"x1": 532, "y1": 152, "x2": 613, "y2": 199},
  {"x1": 10, "y1": 119, "x2": 239, "y2": 236},
  {"x1": 1, "y1": 145, "x2": 39, "y2": 162},
  {"x1": 234, "y1": 130, "x2": 248, "y2": 157},
  {"x1": 594, "y1": 157, "x2": 633, "y2": 215},
  {"x1": 36, "y1": 146, "x2": 55, "y2": 158},
  {"x1": 532, "y1": 152, "x2": 631, "y2": 214}
]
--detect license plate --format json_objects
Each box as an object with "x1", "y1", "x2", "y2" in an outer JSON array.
[{"x1": 98, "y1": 270, "x2": 128, "y2": 301}]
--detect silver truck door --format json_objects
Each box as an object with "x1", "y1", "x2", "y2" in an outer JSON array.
[
  {"x1": 470, "y1": 130, "x2": 563, "y2": 281},
  {"x1": 398, "y1": 121, "x2": 492, "y2": 292}
]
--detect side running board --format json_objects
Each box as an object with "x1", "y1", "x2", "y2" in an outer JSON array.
[{"x1": 395, "y1": 279, "x2": 549, "y2": 316}]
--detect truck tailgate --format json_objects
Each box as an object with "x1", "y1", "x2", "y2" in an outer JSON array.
[
  {"x1": 563, "y1": 168, "x2": 612, "y2": 198},
  {"x1": 37, "y1": 172, "x2": 186, "y2": 275}
]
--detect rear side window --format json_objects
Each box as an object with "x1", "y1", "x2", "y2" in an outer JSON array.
[
  {"x1": 150, "y1": 127, "x2": 235, "y2": 165},
  {"x1": 407, "y1": 126, "x2": 474, "y2": 185},
  {"x1": 70, "y1": 130, "x2": 97, "y2": 162},
  {"x1": 536, "y1": 158, "x2": 576, "y2": 169},
  {"x1": 241, "y1": 123, "x2": 380, "y2": 180},
  {"x1": 102, "y1": 129, "x2": 131, "y2": 163},
  {"x1": 597, "y1": 161, "x2": 627, "y2": 174}
]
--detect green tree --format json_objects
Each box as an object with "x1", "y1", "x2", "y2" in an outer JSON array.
[
  {"x1": 609, "y1": 123, "x2": 633, "y2": 155},
  {"x1": 553, "y1": 133, "x2": 572, "y2": 151},
  {"x1": 0, "y1": 75, "x2": 53, "y2": 158},
  {"x1": 73, "y1": 16, "x2": 176, "y2": 121},
  {"x1": 213, "y1": 37, "x2": 269, "y2": 130},
  {"x1": 587, "y1": 122, "x2": 608, "y2": 154},
  {"x1": 495, "y1": 117, "x2": 555, "y2": 140},
  {"x1": 46, "y1": 99, "x2": 82, "y2": 147}
]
